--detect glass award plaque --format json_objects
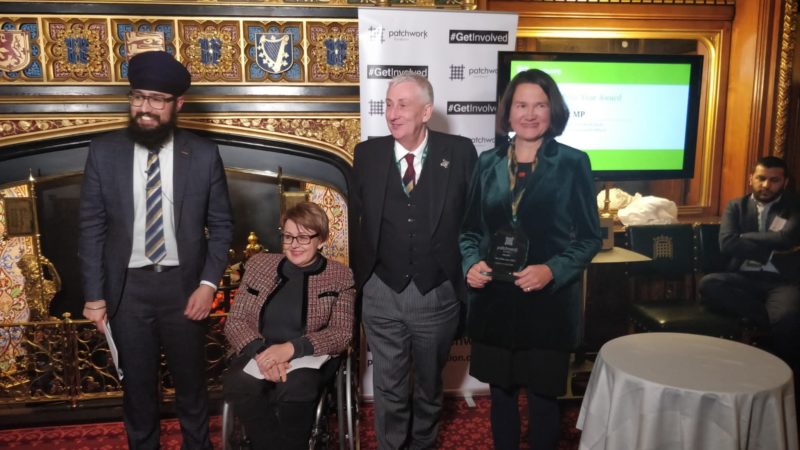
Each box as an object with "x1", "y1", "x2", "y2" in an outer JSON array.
[{"x1": 487, "y1": 229, "x2": 529, "y2": 282}]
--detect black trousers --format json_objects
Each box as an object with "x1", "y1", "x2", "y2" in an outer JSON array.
[
  {"x1": 223, "y1": 355, "x2": 339, "y2": 450},
  {"x1": 700, "y1": 271, "x2": 800, "y2": 414},
  {"x1": 489, "y1": 385, "x2": 560, "y2": 450},
  {"x1": 112, "y1": 268, "x2": 212, "y2": 450}
]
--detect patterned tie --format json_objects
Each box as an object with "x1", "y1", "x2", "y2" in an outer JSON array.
[
  {"x1": 145, "y1": 150, "x2": 166, "y2": 263},
  {"x1": 402, "y1": 153, "x2": 416, "y2": 194}
]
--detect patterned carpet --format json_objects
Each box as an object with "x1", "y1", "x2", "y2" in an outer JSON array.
[{"x1": 0, "y1": 396, "x2": 582, "y2": 449}]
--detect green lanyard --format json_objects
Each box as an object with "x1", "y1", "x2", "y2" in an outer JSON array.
[{"x1": 507, "y1": 143, "x2": 537, "y2": 223}]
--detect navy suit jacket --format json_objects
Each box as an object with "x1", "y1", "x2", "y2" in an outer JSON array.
[
  {"x1": 78, "y1": 128, "x2": 234, "y2": 318},
  {"x1": 350, "y1": 130, "x2": 477, "y2": 301},
  {"x1": 720, "y1": 192, "x2": 800, "y2": 279}
]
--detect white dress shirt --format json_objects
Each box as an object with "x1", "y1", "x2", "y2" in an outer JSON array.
[
  {"x1": 129, "y1": 135, "x2": 180, "y2": 268},
  {"x1": 393, "y1": 130, "x2": 428, "y2": 185}
]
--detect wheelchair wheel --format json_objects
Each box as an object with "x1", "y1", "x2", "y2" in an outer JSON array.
[
  {"x1": 336, "y1": 347, "x2": 360, "y2": 450},
  {"x1": 221, "y1": 400, "x2": 251, "y2": 450},
  {"x1": 309, "y1": 381, "x2": 335, "y2": 449}
]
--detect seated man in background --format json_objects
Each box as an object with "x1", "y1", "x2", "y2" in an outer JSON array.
[
  {"x1": 699, "y1": 155, "x2": 800, "y2": 411},
  {"x1": 223, "y1": 201, "x2": 355, "y2": 450}
]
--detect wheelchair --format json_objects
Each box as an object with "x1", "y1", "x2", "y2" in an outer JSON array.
[{"x1": 221, "y1": 346, "x2": 360, "y2": 450}]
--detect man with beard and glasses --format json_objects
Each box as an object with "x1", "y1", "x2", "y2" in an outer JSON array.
[
  {"x1": 79, "y1": 50, "x2": 233, "y2": 449},
  {"x1": 699, "y1": 155, "x2": 800, "y2": 415}
]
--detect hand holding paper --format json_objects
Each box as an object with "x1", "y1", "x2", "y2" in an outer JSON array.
[{"x1": 244, "y1": 354, "x2": 331, "y2": 380}]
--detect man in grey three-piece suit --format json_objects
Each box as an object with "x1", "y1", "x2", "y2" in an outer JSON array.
[
  {"x1": 79, "y1": 51, "x2": 233, "y2": 449},
  {"x1": 351, "y1": 73, "x2": 477, "y2": 449}
]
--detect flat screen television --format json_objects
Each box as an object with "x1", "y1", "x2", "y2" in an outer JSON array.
[{"x1": 497, "y1": 51, "x2": 704, "y2": 181}]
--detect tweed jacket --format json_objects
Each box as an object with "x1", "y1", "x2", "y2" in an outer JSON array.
[{"x1": 224, "y1": 253, "x2": 355, "y2": 358}]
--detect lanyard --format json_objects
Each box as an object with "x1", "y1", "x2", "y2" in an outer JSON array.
[{"x1": 507, "y1": 143, "x2": 537, "y2": 223}]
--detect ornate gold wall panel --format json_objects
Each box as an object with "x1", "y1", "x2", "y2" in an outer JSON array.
[
  {"x1": 0, "y1": 117, "x2": 128, "y2": 148},
  {"x1": 0, "y1": 114, "x2": 358, "y2": 165},
  {"x1": 182, "y1": 115, "x2": 359, "y2": 163},
  {"x1": 307, "y1": 22, "x2": 359, "y2": 83},
  {"x1": 0, "y1": 15, "x2": 361, "y2": 85},
  {"x1": 773, "y1": 0, "x2": 798, "y2": 158},
  {"x1": 308, "y1": 183, "x2": 349, "y2": 265},
  {"x1": 243, "y1": 21, "x2": 305, "y2": 82},
  {"x1": 42, "y1": 18, "x2": 112, "y2": 82},
  {"x1": 2, "y1": 0, "x2": 473, "y2": 8}
]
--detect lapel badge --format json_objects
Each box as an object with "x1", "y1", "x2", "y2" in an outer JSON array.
[{"x1": 440, "y1": 159, "x2": 450, "y2": 169}]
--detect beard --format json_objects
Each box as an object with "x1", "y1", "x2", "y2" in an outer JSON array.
[
  {"x1": 753, "y1": 188, "x2": 783, "y2": 203},
  {"x1": 126, "y1": 110, "x2": 177, "y2": 151}
]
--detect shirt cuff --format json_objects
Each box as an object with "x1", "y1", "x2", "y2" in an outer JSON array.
[
  {"x1": 290, "y1": 337, "x2": 314, "y2": 359},
  {"x1": 200, "y1": 280, "x2": 217, "y2": 289}
]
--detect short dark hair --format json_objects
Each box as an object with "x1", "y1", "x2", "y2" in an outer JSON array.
[
  {"x1": 281, "y1": 201, "x2": 329, "y2": 241},
  {"x1": 755, "y1": 155, "x2": 788, "y2": 176},
  {"x1": 496, "y1": 69, "x2": 570, "y2": 138}
]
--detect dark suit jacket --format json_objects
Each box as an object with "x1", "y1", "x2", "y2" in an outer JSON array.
[
  {"x1": 350, "y1": 130, "x2": 477, "y2": 301},
  {"x1": 719, "y1": 192, "x2": 800, "y2": 279},
  {"x1": 78, "y1": 128, "x2": 234, "y2": 318},
  {"x1": 459, "y1": 138, "x2": 601, "y2": 350}
]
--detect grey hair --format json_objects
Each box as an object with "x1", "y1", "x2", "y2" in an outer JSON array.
[{"x1": 387, "y1": 72, "x2": 434, "y2": 105}]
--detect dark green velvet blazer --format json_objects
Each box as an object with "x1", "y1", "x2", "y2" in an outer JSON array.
[{"x1": 459, "y1": 138, "x2": 601, "y2": 351}]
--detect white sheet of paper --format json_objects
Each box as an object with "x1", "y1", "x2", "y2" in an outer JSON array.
[
  {"x1": 104, "y1": 318, "x2": 124, "y2": 380},
  {"x1": 770, "y1": 216, "x2": 787, "y2": 232},
  {"x1": 242, "y1": 354, "x2": 332, "y2": 380},
  {"x1": 287, "y1": 354, "x2": 331, "y2": 373}
]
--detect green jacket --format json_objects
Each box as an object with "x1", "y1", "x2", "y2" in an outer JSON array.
[{"x1": 459, "y1": 138, "x2": 601, "y2": 350}]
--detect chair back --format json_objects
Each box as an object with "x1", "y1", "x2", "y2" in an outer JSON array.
[
  {"x1": 627, "y1": 224, "x2": 695, "y2": 276},
  {"x1": 696, "y1": 223, "x2": 726, "y2": 274},
  {"x1": 626, "y1": 224, "x2": 696, "y2": 301}
]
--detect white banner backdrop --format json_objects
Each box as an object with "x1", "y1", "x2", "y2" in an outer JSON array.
[{"x1": 357, "y1": 8, "x2": 518, "y2": 398}]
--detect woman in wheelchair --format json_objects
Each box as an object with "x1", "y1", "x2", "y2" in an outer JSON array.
[{"x1": 224, "y1": 201, "x2": 356, "y2": 450}]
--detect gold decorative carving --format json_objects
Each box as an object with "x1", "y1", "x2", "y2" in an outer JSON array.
[
  {"x1": 18, "y1": 254, "x2": 61, "y2": 321},
  {"x1": 179, "y1": 20, "x2": 242, "y2": 82},
  {"x1": 307, "y1": 22, "x2": 359, "y2": 83},
  {"x1": 43, "y1": 18, "x2": 111, "y2": 81},
  {"x1": 182, "y1": 116, "x2": 360, "y2": 162},
  {"x1": 0, "y1": 117, "x2": 127, "y2": 148},
  {"x1": 773, "y1": 0, "x2": 798, "y2": 158}
]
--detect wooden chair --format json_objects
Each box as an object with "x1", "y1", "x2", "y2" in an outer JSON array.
[{"x1": 627, "y1": 224, "x2": 742, "y2": 339}]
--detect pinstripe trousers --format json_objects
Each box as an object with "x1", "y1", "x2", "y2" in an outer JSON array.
[{"x1": 362, "y1": 273, "x2": 461, "y2": 450}]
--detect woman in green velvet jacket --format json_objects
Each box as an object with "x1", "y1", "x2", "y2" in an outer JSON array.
[{"x1": 459, "y1": 69, "x2": 601, "y2": 450}]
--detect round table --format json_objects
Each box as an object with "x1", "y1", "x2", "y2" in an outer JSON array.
[{"x1": 577, "y1": 332, "x2": 798, "y2": 450}]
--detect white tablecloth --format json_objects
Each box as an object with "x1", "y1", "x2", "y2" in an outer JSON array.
[{"x1": 577, "y1": 333, "x2": 798, "y2": 450}]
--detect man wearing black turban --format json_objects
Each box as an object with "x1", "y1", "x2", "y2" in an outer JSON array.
[{"x1": 79, "y1": 51, "x2": 233, "y2": 449}]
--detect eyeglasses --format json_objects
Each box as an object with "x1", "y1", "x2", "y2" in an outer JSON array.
[
  {"x1": 128, "y1": 92, "x2": 176, "y2": 110},
  {"x1": 281, "y1": 233, "x2": 319, "y2": 246}
]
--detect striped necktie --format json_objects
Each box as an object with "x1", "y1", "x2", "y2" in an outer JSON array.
[
  {"x1": 402, "y1": 153, "x2": 415, "y2": 193},
  {"x1": 145, "y1": 150, "x2": 166, "y2": 263}
]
